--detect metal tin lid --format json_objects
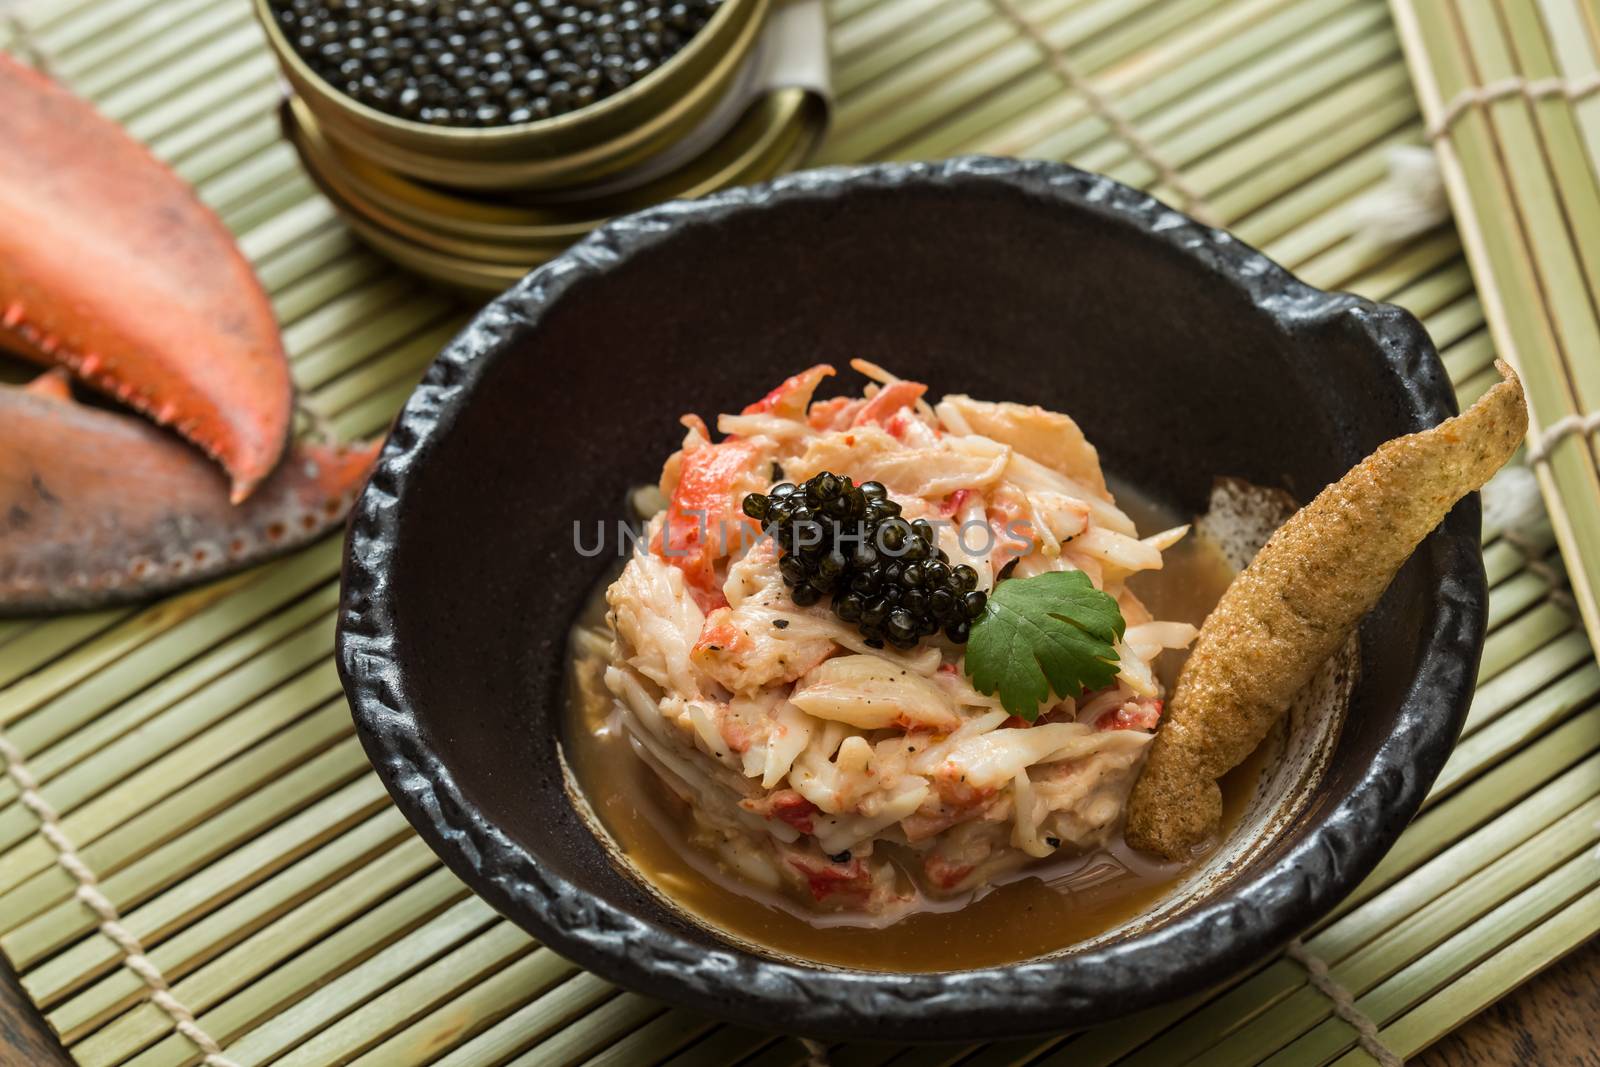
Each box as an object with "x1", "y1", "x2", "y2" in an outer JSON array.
[{"x1": 285, "y1": 86, "x2": 825, "y2": 292}]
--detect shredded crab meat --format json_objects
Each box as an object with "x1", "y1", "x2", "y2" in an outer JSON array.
[{"x1": 602, "y1": 365, "x2": 1197, "y2": 915}]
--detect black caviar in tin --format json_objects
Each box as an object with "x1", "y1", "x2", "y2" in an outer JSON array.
[{"x1": 270, "y1": 0, "x2": 724, "y2": 128}]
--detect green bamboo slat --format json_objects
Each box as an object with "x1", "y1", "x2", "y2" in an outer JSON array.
[
  {"x1": 1167, "y1": 799, "x2": 1600, "y2": 1065},
  {"x1": 22, "y1": 0, "x2": 163, "y2": 51},
  {"x1": 429, "y1": 973, "x2": 622, "y2": 1067},
  {"x1": 206, "y1": 145, "x2": 307, "y2": 220},
  {"x1": 259, "y1": 230, "x2": 366, "y2": 303},
  {"x1": 824, "y1": 0, "x2": 1064, "y2": 146},
  {"x1": 17, "y1": 772, "x2": 388, "y2": 995},
  {"x1": 1081, "y1": 12, "x2": 1402, "y2": 177},
  {"x1": 979, "y1": 0, "x2": 1335, "y2": 158},
  {"x1": 828, "y1": 0, "x2": 996, "y2": 102},
  {"x1": 348, "y1": 949, "x2": 583, "y2": 1067},
  {"x1": 126, "y1": 56, "x2": 278, "y2": 148},
  {"x1": 1393, "y1": 0, "x2": 1600, "y2": 649},
  {"x1": 0, "y1": 575, "x2": 255, "y2": 728},
  {"x1": 0, "y1": 541, "x2": 340, "y2": 795},
  {"x1": 0, "y1": 583, "x2": 341, "y2": 809},
  {"x1": 1343, "y1": 887, "x2": 1600, "y2": 1064},
  {"x1": 1228, "y1": 121, "x2": 1419, "y2": 251},
  {"x1": 1443, "y1": 337, "x2": 1499, "y2": 397},
  {"x1": 1215, "y1": 111, "x2": 1422, "y2": 232},
  {"x1": 220, "y1": 169, "x2": 318, "y2": 236},
  {"x1": 1042, "y1": 742, "x2": 1600, "y2": 1067},
  {"x1": 507, "y1": 993, "x2": 668, "y2": 1067},
  {"x1": 1485, "y1": 569, "x2": 1559, "y2": 629},
  {"x1": 660, "y1": 1026, "x2": 780, "y2": 1067},
  {"x1": 281, "y1": 276, "x2": 420, "y2": 356},
  {"x1": 94, "y1": 866, "x2": 470, "y2": 1067},
  {"x1": 1340, "y1": 713, "x2": 1600, "y2": 924},
  {"x1": 271, "y1": 250, "x2": 390, "y2": 322},
  {"x1": 1421, "y1": 288, "x2": 1485, "y2": 349},
  {"x1": 0, "y1": 699, "x2": 357, "y2": 933},
  {"x1": 831, "y1": 0, "x2": 944, "y2": 61},
  {"x1": 1461, "y1": 626, "x2": 1592, "y2": 734},
  {"x1": 70, "y1": 1, "x2": 247, "y2": 98},
  {"x1": 332, "y1": 374, "x2": 440, "y2": 438},
  {"x1": 828, "y1": 0, "x2": 880, "y2": 22},
  {"x1": 1272, "y1": 856, "x2": 1600, "y2": 1065},
  {"x1": 1297, "y1": 226, "x2": 1454, "y2": 300},
  {"x1": 1454, "y1": 3, "x2": 1600, "y2": 407},
  {"x1": 293, "y1": 296, "x2": 459, "y2": 389},
  {"x1": 1438, "y1": 327, "x2": 1494, "y2": 386},
  {"x1": 585, "y1": 1012, "x2": 721, "y2": 1067},
  {"x1": 44, "y1": 0, "x2": 213, "y2": 79},
  {"x1": 869, "y1": 0, "x2": 1225, "y2": 165},
  {"x1": 175, "y1": 116, "x2": 283, "y2": 189},
  {"x1": 0, "y1": 653, "x2": 344, "y2": 878},
  {"x1": 145, "y1": 79, "x2": 281, "y2": 164},
  {"x1": 1535, "y1": 0, "x2": 1600, "y2": 172},
  {"x1": 60, "y1": 827, "x2": 429, "y2": 1056},
  {"x1": 1500, "y1": 7, "x2": 1600, "y2": 304},
  {"x1": 0, "y1": 610, "x2": 130, "y2": 692},
  {"x1": 98, "y1": 24, "x2": 267, "y2": 124},
  {"x1": 938, "y1": 0, "x2": 1365, "y2": 166},
  {"x1": 237, "y1": 194, "x2": 342, "y2": 263},
  {"x1": 177, "y1": 897, "x2": 501, "y2": 1067},
  {"x1": 845, "y1": 0, "x2": 1228, "y2": 165},
  {"x1": 271, "y1": 922, "x2": 540, "y2": 1066},
  {"x1": 1128, "y1": 65, "x2": 1414, "y2": 215},
  {"x1": 306, "y1": 319, "x2": 468, "y2": 418}
]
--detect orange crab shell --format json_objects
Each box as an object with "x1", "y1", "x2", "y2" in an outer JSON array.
[
  {"x1": 0, "y1": 53, "x2": 293, "y2": 503},
  {"x1": 1, "y1": 374, "x2": 377, "y2": 614}
]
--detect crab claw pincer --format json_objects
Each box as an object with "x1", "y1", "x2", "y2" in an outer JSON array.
[
  {"x1": 0, "y1": 53, "x2": 293, "y2": 503},
  {"x1": 0, "y1": 374, "x2": 377, "y2": 614}
]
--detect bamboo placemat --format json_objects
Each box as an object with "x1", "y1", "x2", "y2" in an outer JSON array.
[
  {"x1": 0, "y1": 0, "x2": 1596, "y2": 1064},
  {"x1": 1388, "y1": 0, "x2": 1600, "y2": 660}
]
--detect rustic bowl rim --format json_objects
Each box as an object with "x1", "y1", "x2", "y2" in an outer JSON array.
[{"x1": 336, "y1": 156, "x2": 1484, "y2": 1042}]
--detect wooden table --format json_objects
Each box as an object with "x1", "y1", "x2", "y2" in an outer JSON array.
[{"x1": 2, "y1": 938, "x2": 1594, "y2": 1065}]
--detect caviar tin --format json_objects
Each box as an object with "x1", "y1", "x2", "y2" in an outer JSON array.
[
  {"x1": 254, "y1": 0, "x2": 768, "y2": 192},
  {"x1": 285, "y1": 82, "x2": 826, "y2": 292}
]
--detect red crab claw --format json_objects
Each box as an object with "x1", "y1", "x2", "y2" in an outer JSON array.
[
  {"x1": 0, "y1": 372, "x2": 378, "y2": 615},
  {"x1": 0, "y1": 53, "x2": 292, "y2": 504}
]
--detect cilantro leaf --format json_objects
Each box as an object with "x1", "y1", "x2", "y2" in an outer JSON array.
[{"x1": 964, "y1": 570, "x2": 1126, "y2": 720}]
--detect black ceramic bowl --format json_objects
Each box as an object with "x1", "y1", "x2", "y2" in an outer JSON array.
[{"x1": 337, "y1": 157, "x2": 1484, "y2": 1042}]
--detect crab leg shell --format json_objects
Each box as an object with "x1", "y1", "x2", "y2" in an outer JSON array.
[
  {"x1": 0, "y1": 53, "x2": 293, "y2": 503},
  {"x1": 1125, "y1": 362, "x2": 1528, "y2": 860},
  {"x1": 0, "y1": 377, "x2": 377, "y2": 614}
]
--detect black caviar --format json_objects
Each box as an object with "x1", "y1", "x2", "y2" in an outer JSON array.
[
  {"x1": 742, "y1": 472, "x2": 987, "y2": 650},
  {"x1": 271, "y1": 0, "x2": 722, "y2": 128}
]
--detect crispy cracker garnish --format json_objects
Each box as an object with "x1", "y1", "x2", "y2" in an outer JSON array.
[{"x1": 1125, "y1": 361, "x2": 1528, "y2": 860}]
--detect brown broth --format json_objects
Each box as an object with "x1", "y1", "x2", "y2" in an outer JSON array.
[{"x1": 562, "y1": 482, "x2": 1260, "y2": 971}]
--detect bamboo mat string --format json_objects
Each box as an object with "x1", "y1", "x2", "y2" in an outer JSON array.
[
  {"x1": 799, "y1": 1037, "x2": 831, "y2": 1066},
  {"x1": 0, "y1": 732, "x2": 241, "y2": 1067},
  {"x1": 1283, "y1": 939, "x2": 1404, "y2": 1067},
  {"x1": 1502, "y1": 527, "x2": 1579, "y2": 616},
  {"x1": 1427, "y1": 73, "x2": 1600, "y2": 141},
  {"x1": 984, "y1": 0, "x2": 1218, "y2": 226},
  {"x1": 1526, "y1": 410, "x2": 1600, "y2": 467}
]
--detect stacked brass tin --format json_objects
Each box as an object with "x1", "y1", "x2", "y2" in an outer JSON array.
[{"x1": 255, "y1": 0, "x2": 827, "y2": 293}]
